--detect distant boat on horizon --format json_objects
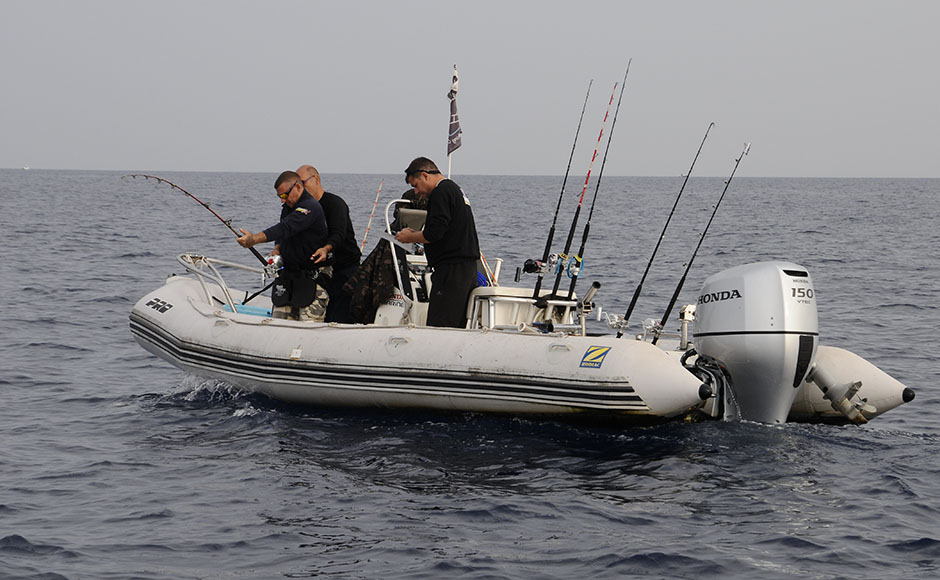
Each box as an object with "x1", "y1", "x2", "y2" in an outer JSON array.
[{"x1": 23, "y1": 164, "x2": 30, "y2": 171}]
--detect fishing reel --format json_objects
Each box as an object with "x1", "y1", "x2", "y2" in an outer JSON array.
[
  {"x1": 642, "y1": 318, "x2": 664, "y2": 339},
  {"x1": 522, "y1": 258, "x2": 545, "y2": 274},
  {"x1": 601, "y1": 311, "x2": 629, "y2": 334},
  {"x1": 600, "y1": 312, "x2": 661, "y2": 339},
  {"x1": 523, "y1": 254, "x2": 559, "y2": 275},
  {"x1": 536, "y1": 253, "x2": 583, "y2": 279},
  {"x1": 562, "y1": 254, "x2": 582, "y2": 278},
  {"x1": 515, "y1": 254, "x2": 558, "y2": 282},
  {"x1": 264, "y1": 254, "x2": 283, "y2": 279}
]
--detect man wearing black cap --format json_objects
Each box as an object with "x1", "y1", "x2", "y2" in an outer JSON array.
[{"x1": 395, "y1": 157, "x2": 480, "y2": 328}]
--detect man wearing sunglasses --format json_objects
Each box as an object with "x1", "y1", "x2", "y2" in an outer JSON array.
[
  {"x1": 237, "y1": 170, "x2": 329, "y2": 321},
  {"x1": 395, "y1": 157, "x2": 480, "y2": 328},
  {"x1": 297, "y1": 164, "x2": 361, "y2": 323}
]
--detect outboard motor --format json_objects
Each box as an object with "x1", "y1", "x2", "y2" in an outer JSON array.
[{"x1": 694, "y1": 262, "x2": 818, "y2": 424}]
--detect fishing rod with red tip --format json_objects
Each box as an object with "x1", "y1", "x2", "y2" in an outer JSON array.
[
  {"x1": 549, "y1": 80, "x2": 619, "y2": 297},
  {"x1": 566, "y1": 59, "x2": 632, "y2": 301},
  {"x1": 122, "y1": 173, "x2": 269, "y2": 266},
  {"x1": 651, "y1": 142, "x2": 751, "y2": 346},
  {"x1": 530, "y1": 79, "x2": 593, "y2": 299}
]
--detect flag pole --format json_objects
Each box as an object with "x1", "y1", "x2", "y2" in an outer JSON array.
[
  {"x1": 446, "y1": 65, "x2": 494, "y2": 284},
  {"x1": 447, "y1": 64, "x2": 461, "y2": 178}
]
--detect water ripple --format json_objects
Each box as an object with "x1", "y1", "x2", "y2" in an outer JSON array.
[{"x1": 2, "y1": 172, "x2": 939, "y2": 579}]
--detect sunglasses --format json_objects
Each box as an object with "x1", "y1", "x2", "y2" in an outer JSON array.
[{"x1": 276, "y1": 181, "x2": 299, "y2": 199}]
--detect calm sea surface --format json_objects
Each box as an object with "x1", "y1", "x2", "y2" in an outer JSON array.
[{"x1": 1, "y1": 169, "x2": 938, "y2": 579}]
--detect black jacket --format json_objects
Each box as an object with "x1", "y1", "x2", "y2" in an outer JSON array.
[
  {"x1": 422, "y1": 179, "x2": 480, "y2": 267},
  {"x1": 319, "y1": 191, "x2": 362, "y2": 270},
  {"x1": 262, "y1": 191, "x2": 328, "y2": 270}
]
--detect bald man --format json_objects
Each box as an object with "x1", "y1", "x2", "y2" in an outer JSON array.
[{"x1": 297, "y1": 165, "x2": 362, "y2": 323}]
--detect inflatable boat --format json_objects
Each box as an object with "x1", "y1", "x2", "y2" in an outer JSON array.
[{"x1": 129, "y1": 203, "x2": 914, "y2": 425}]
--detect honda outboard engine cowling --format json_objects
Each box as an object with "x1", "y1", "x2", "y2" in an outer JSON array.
[{"x1": 694, "y1": 262, "x2": 818, "y2": 424}]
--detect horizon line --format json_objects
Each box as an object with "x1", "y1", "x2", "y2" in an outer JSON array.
[{"x1": 4, "y1": 167, "x2": 939, "y2": 180}]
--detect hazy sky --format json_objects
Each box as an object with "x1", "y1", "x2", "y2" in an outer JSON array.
[{"x1": 3, "y1": 1, "x2": 938, "y2": 177}]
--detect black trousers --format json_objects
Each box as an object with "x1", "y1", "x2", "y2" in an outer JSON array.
[
  {"x1": 324, "y1": 262, "x2": 358, "y2": 323},
  {"x1": 427, "y1": 260, "x2": 478, "y2": 328}
]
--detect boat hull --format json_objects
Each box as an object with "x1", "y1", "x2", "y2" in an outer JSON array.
[{"x1": 130, "y1": 277, "x2": 707, "y2": 421}]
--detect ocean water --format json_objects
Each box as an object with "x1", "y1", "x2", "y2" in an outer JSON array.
[{"x1": 1, "y1": 169, "x2": 938, "y2": 579}]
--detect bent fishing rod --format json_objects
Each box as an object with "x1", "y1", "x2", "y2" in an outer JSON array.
[
  {"x1": 616, "y1": 121, "x2": 715, "y2": 338},
  {"x1": 531, "y1": 79, "x2": 593, "y2": 299},
  {"x1": 122, "y1": 173, "x2": 268, "y2": 266},
  {"x1": 566, "y1": 60, "x2": 632, "y2": 301},
  {"x1": 549, "y1": 79, "x2": 619, "y2": 297},
  {"x1": 650, "y1": 142, "x2": 751, "y2": 345}
]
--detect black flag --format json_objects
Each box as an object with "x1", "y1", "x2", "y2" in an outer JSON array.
[{"x1": 447, "y1": 65, "x2": 462, "y2": 155}]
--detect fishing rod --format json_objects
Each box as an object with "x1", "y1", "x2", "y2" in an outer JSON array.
[
  {"x1": 616, "y1": 121, "x2": 715, "y2": 338},
  {"x1": 549, "y1": 80, "x2": 619, "y2": 297},
  {"x1": 651, "y1": 142, "x2": 751, "y2": 345},
  {"x1": 531, "y1": 79, "x2": 593, "y2": 299},
  {"x1": 566, "y1": 60, "x2": 632, "y2": 301},
  {"x1": 123, "y1": 173, "x2": 268, "y2": 266},
  {"x1": 360, "y1": 179, "x2": 384, "y2": 250}
]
